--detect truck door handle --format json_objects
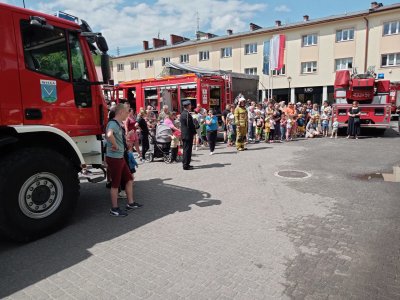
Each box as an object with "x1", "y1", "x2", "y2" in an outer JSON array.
[{"x1": 25, "y1": 108, "x2": 42, "y2": 120}]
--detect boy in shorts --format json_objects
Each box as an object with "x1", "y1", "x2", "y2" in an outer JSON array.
[{"x1": 106, "y1": 104, "x2": 142, "y2": 217}]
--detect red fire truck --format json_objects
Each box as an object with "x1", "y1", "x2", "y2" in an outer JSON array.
[
  {"x1": 115, "y1": 73, "x2": 232, "y2": 114},
  {"x1": 332, "y1": 70, "x2": 391, "y2": 133},
  {"x1": 0, "y1": 3, "x2": 110, "y2": 241}
]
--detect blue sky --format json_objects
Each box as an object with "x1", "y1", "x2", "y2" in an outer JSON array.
[{"x1": 4, "y1": 0, "x2": 400, "y2": 55}]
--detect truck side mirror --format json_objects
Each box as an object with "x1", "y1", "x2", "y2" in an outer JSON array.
[
  {"x1": 96, "y1": 36, "x2": 109, "y2": 53},
  {"x1": 101, "y1": 54, "x2": 110, "y2": 84},
  {"x1": 29, "y1": 16, "x2": 54, "y2": 30}
]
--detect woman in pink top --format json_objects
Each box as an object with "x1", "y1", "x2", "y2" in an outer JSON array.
[{"x1": 163, "y1": 112, "x2": 179, "y2": 131}]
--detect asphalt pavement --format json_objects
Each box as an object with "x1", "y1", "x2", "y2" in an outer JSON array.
[{"x1": 0, "y1": 125, "x2": 399, "y2": 300}]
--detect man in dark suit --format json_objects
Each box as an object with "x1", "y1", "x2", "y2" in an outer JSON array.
[{"x1": 180, "y1": 100, "x2": 196, "y2": 170}]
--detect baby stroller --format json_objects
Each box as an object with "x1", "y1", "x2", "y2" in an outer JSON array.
[{"x1": 145, "y1": 124, "x2": 173, "y2": 163}]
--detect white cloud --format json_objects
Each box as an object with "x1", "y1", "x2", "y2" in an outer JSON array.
[
  {"x1": 34, "y1": 0, "x2": 266, "y2": 55},
  {"x1": 275, "y1": 5, "x2": 291, "y2": 12}
]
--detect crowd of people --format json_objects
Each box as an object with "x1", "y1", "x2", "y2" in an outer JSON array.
[
  {"x1": 219, "y1": 97, "x2": 361, "y2": 146},
  {"x1": 105, "y1": 97, "x2": 366, "y2": 216}
]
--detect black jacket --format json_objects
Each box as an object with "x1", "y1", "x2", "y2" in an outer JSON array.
[
  {"x1": 180, "y1": 109, "x2": 196, "y2": 140},
  {"x1": 138, "y1": 117, "x2": 149, "y2": 135}
]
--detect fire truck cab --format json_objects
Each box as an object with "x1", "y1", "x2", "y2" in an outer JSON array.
[{"x1": 0, "y1": 3, "x2": 110, "y2": 241}]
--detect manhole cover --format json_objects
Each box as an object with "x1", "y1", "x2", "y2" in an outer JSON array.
[{"x1": 275, "y1": 170, "x2": 311, "y2": 179}]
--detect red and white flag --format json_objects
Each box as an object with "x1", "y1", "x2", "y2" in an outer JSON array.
[{"x1": 270, "y1": 34, "x2": 285, "y2": 71}]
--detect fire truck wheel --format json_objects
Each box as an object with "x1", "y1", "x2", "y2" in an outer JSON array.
[
  {"x1": 0, "y1": 148, "x2": 79, "y2": 242},
  {"x1": 375, "y1": 128, "x2": 386, "y2": 136},
  {"x1": 338, "y1": 128, "x2": 347, "y2": 136}
]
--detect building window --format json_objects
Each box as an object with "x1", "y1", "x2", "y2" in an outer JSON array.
[
  {"x1": 199, "y1": 51, "x2": 210, "y2": 61},
  {"x1": 130, "y1": 61, "x2": 138, "y2": 70},
  {"x1": 302, "y1": 34, "x2": 318, "y2": 46},
  {"x1": 381, "y1": 53, "x2": 400, "y2": 67},
  {"x1": 244, "y1": 67, "x2": 257, "y2": 75},
  {"x1": 117, "y1": 63, "x2": 124, "y2": 72},
  {"x1": 335, "y1": 58, "x2": 353, "y2": 70},
  {"x1": 245, "y1": 43, "x2": 257, "y2": 55},
  {"x1": 336, "y1": 28, "x2": 354, "y2": 42},
  {"x1": 162, "y1": 57, "x2": 170, "y2": 66},
  {"x1": 145, "y1": 59, "x2": 153, "y2": 68},
  {"x1": 221, "y1": 47, "x2": 232, "y2": 58},
  {"x1": 383, "y1": 21, "x2": 400, "y2": 35},
  {"x1": 272, "y1": 65, "x2": 286, "y2": 76},
  {"x1": 180, "y1": 54, "x2": 189, "y2": 63},
  {"x1": 301, "y1": 61, "x2": 317, "y2": 74}
]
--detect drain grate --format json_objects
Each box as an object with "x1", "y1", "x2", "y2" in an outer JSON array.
[{"x1": 275, "y1": 170, "x2": 311, "y2": 179}]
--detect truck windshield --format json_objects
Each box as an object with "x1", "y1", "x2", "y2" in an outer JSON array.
[
  {"x1": 373, "y1": 95, "x2": 387, "y2": 104},
  {"x1": 21, "y1": 20, "x2": 70, "y2": 81}
]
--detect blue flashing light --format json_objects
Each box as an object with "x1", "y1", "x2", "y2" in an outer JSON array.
[{"x1": 55, "y1": 11, "x2": 79, "y2": 23}]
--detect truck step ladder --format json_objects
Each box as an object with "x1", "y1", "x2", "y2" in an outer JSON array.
[{"x1": 223, "y1": 74, "x2": 232, "y2": 105}]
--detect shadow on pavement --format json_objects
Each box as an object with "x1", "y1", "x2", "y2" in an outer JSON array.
[
  {"x1": 213, "y1": 151, "x2": 238, "y2": 155},
  {"x1": 0, "y1": 178, "x2": 221, "y2": 298},
  {"x1": 194, "y1": 163, "x2": 231, "y2": 169},
  {"x1": 243, "y1": 146, "x2": 272, "y2": 151},
  {"x1": 338, "y1": 128, "x2": 400, "y2": 139}
]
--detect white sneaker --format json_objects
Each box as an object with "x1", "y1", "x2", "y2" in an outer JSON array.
[
  {"x1": 195, "y1": 146, "x2": 198, "y2": 151},
  {"x1": 209, "y1": 152, "x2": 214, "y2": 155},
  {"x1": 118, "y1": 191, "x2": 127, "y2": 198}
]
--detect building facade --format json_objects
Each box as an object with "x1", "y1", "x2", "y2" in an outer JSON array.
[{"x1": 111, "y1": 2, "x2": 400, "y2": 104}]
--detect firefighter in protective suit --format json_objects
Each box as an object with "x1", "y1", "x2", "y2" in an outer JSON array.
[{"x1": 234, "y1": 97, "x2": 248, "y2": 151}]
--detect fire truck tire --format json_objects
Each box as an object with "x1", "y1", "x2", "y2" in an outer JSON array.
[
  {"x1": 338, "y1": 128, "x2": 347, "y2": 136},
  {"x1": 375, "y1": 128, "x2": 386, "y2": 136},
  {"x1": 0, "y1": 148, "x2": 79, "y2": 242}
]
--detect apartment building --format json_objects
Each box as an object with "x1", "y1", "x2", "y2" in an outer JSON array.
[{"x1": 112, "y1": 2, "x2": 400, "y2": 104}]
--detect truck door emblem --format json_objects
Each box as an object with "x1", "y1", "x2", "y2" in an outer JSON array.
[{"x1": 40, "y1": 80, "x2": 57, "y2": 103}]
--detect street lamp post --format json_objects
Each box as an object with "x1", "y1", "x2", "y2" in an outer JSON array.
[{"x1": 287, "y1": 76, "x2": 292, "y2": 103}]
